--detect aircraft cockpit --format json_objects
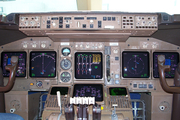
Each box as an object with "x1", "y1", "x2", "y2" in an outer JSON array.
[{"x1": 0, "y1": 1, "x2": 180, "y2": 120}]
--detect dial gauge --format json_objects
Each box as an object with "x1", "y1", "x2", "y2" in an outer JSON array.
[
  {"x1": 30, "y1": 51, "x2": 56, "y2": 77},
  {"x1": 60, "y1": 72, "x2": 71, "y2": 82},
  {"x1": 62, "y1": 47, "x2": 71, "y2": 56},
  {"x1": 60, "y1": 59, "x2": 71, "y2": 70}
]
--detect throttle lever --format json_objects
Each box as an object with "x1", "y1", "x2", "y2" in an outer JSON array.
[{"x1": 0, "y1": 56, "x2": 18, "y2": 93}]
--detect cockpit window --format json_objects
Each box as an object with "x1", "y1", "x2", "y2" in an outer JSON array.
[
  {"x1": 0, "y1": 0, "x2": 179, "y2": 15},
  {"x1": 102, "y1": 0, "x2": 180, "y2": 15},
  {"x1": 0, "y1": 0, "x2": 77, "y2": 15}
]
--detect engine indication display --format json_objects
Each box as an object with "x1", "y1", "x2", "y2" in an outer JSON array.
[
  {"x1": 122, "y1": 51, "x2": 149, "y2": 78},
  {"x1": 30, "y1": 51, "x2": 56, "y2": 78},
  {"x1": 153, "y1": 52, "x2": 179, "y2": 78},
  {"x1": 73, "y1": 84, "x2": 103, "y2": 102},
  {"x1": 75, "y1": 52, "x2": 103, "y2": 79},
  {"x1": 1, "y1": 52, "x2": 26, "y2": 77}
]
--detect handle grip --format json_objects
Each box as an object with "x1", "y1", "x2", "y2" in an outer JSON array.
[
  {"x1": 158, "y1": 55, "x2": 180, "y2": 94},
  {"x1": 0, "y1": 56, "x2": 18, "y2": 93}
]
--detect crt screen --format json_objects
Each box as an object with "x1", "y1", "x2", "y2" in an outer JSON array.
[
  {"x1": 73, "y1": 84, "x2": 103, "y2": 102},
  {"x1": 75, "y1": 52, "x2": 103, "y2": 79},
  {"x1": 109, "y1": 87, "x2": 127, "y2": 96},
  {"x1": 153, "y1": 52, "x2": 179, "y2": 78},
  {"x1": 1, "y1": 52, "x2": 26, "y2": 77},
  {"x1": 50, "y1": 87, "x2": 69, "y2": 95},
  {"x1": 122, "y1": 51, "x2": 149, "y2": 78},
  {"x1": 30, "y1": 51, "x2": 56, "y2": 78}
]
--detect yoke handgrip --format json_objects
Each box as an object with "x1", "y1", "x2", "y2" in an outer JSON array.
[
  {"x1": 0, "y1": 56, "x2": 18, "y2": 93},
  {"x1": 158, "y1": 55, "x2": 180, "y2": 94}
]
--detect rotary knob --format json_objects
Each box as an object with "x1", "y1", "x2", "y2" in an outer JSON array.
[{"x1": 36, "y1": 81, "x2": 43, "y2": 87}]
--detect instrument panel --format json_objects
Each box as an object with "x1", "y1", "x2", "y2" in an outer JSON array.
[
  {"x1": 0, "y1": 12, "x2": 179, "y2": 94},
  {"x1": 0, "y1": 39, "x2": 179, "y2": 92}
]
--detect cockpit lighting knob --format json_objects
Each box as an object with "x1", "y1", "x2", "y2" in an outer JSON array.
[{"x1": 41, "y1": 43, "x2": 46, "y2": 48}]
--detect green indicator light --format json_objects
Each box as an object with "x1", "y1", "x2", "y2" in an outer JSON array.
[
  {"x1": 90, "y1": 55, "x2": 91, "y2": 56},
  {"x1": 86, "y1": 55, "x2": 88, "y2": 56},
  {"x1": 63, "y1": 74, "x2": 65, "y2": 77},
  {"x1": 132, "y1": 55, "x2": 134, "y2": 57},
  {"x1": 105, "y1": 93, "x2": 107, "y2": 97},
  {"x1": 141, "y1": 75, "x2": 144, "y2": 77},
  {"x1": 78, "y1": 55, "x2": 80, "y2": 56},
  {"x1": 169, "y1": 72, "x2": 171, "y2": 74},
  {"x1": 144, "y1": 74, "x2": 147, "y2": 77},
  {"x1": 51, "y1": 73, "x2": 54, "y2": 76},
  {"x1": 32, "y1": 73, "x2": 35, "y2": 77},
  {"x1": 40, "y1": 53, "x2": 42, "y2": 55},
  {"x1": 48, "y1": 74, "x2": 50, "y2": 77},
  {"x1": 45, "y1": 53, "x2": 47, "y2": 55},
  {"x1": 95, "y1": 66, "x2": 98, "y2": 69},
  {"x1": 137, "y1": 55, "x2": 139, "y2": 57},
  {"x1": 124, "y1": 74, "x2": 127, "y2": 77}
]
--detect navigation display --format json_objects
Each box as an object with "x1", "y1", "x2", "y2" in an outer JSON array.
[
  {"x1": 1, "y1": 52, "x2": 26, "y2": 77},
  {"x1": 109, "y1": 87, "x2": 127, "y2": 96},
  {"x1": 122, "y1": 51, "x2": 149, "y2": 78},
  {"x1": 75, "y1": 52, "x2": 103, "y2": 79},
  {"x1": 73, "y1": 84, "x2": 103, "y2": 101},
  {"x1": 30, "y1": 51, "x2": 56, "y2": 78},
  {"x1": 153, "y1": 52, "x2": 179, "y2": 78}
]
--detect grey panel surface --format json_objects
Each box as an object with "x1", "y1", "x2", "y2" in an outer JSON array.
[
  {"x1": 0, "y1": 30, "x2": 26, "y2": 46},
  {"x1": 152, "y1": 29, "x2": 180, "y2": 46}
]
